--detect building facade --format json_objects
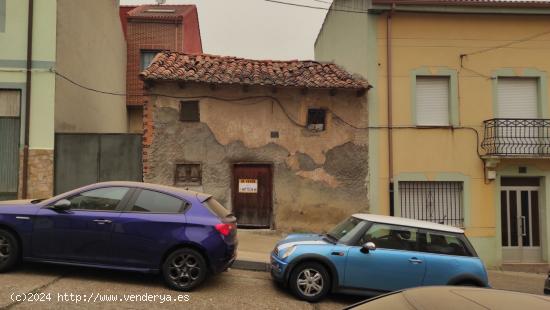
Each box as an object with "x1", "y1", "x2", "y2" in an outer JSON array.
[
  {"x1": 315, "y1": 0, "x2": 550, "y2": 267},
  {"x1": 120, "y1": 4, "x2": 202, "y2": 133},
  {"x1": 0, "y1": 0, "x2": 127, "y2": 200},
  {"x1": 140, "y1": 52, "x2": 369, "y2": 231}
]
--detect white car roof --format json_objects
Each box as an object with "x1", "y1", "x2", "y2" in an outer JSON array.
[{"x1": 352, "y1": 214, "x2": 464, "y2": 234}]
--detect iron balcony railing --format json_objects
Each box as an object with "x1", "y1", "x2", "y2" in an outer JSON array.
[{"x1": 481, "y1": 118, "x2": 550, "y2": 156}]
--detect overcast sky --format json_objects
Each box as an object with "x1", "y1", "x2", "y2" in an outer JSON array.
[{"x1": 119, "y1": 0, "x2": 332, "y2": 60}]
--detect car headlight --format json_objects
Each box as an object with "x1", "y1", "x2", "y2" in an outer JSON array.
[{"x1": 280, "y1": 245, "x2": 296, "y2": 259}]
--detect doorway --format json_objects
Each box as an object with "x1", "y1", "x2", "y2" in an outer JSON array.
[
  {"x1": 501, "y1": 177, "x2": 542, "y2": 263},
  {"x1": 232, "y1": 164, "x2": 273, "y2": 228}
]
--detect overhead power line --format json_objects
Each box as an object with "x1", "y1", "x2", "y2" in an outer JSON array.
[
  {"x1": 264, "y1": 0, "x2": 369, "y2": 13},
  {"x1": 462, "y1": 29, "x2": 550, "y2": 57},
  {"x1": 53, "y1": 69, "x2": 482, "y2": 159}
]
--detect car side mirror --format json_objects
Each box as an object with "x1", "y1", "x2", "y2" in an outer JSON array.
[
  {"x1": 360, "y1": 242, "x2": 376, "y2": 254},
  {"x1": 51, "y1": 199, "x2": 71, "y2": 211}
]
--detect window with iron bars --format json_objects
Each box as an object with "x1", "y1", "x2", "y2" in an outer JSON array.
[{"x1": 398, "y1": 181, "x2": 464, "y2": 227}]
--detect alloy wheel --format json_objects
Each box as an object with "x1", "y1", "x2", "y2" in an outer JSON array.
[
  {"x1": 296, "y1": 268, "x2": 324, "y2": 297},
  {"x1": 0, "y1": 236, "x2": 10, "y2": 262},
  {"x1": 168, "y1": 253, "x2": 201, "y2": 288}
]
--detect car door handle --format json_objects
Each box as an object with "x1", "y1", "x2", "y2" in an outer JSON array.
[
  {"x1": 408, "y1": 258, "x2": 423, "y2": 264},
  {"x1": 93, "y1": 219, "x2": 112, "y2": 225}
]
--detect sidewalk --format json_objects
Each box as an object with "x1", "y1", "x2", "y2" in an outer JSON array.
[{"x1": 233, "y1": 229, "x2": 283, "y2": 272}]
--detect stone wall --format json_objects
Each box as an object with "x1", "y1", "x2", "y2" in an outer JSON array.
[
  {"x1": 18, "y1": 149, "x2": 54, "y2": 199},
  {"x1": 145, "y1": 82, "x2": 369, "y2": 232}
]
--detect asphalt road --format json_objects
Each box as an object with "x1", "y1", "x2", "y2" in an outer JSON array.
[
  {"x1": 0, "y1": 263, "x2": 546, "y2": 309},
  {"x1": 0, "y1": 263, "x2": 362, "y2": 310}
]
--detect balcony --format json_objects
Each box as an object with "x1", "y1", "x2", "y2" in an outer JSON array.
[{"x1": 481, "y1": 119, "x2": 550, "y2": 157}]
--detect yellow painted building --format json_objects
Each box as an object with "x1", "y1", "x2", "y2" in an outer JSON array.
[{"x1": 316, "y1": 0, "x2": 550, "y2": 267}]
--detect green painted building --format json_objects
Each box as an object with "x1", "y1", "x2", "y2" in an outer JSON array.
[{"x1": 0, "y1": 0, "x2": 128, "y2": 200}]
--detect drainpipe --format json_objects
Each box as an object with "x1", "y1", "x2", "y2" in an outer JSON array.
[
  {"x1": 22, "y1": 0, "x2": 34, "y2": 199},
  {"x1": 387, "y1": 5, "x2": 395, "y2": 216}
]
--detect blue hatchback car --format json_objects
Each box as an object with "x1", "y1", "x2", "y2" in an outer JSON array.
[
  {"x1": 0, "y1": 181, "x2": 237, "y2": 291},
  {"x1": 271, "y1": 214, "x2": 488, "y2": 301}
]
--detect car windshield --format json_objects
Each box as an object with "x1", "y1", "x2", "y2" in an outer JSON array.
[{"x1": 327, "y1": 216, "x2": 365, "y2": 243}]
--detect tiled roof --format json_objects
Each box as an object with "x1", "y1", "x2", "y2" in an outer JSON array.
[
  {"x1": 127, "y1": 5, "x2": 195, "y2": 21},
  {"x1": 373, "y1": 0, "x2": 550, "y2": 7},
  {"x1": 140, "y1": 52, "x2": 368, "y2": 90}
]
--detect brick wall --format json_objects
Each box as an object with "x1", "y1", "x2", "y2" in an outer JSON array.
[
  {"x1": 123, "y1": 5, "x2": 203, "y2": 180},
  {"x1": 126, "y1": 21, "x2": 185, "y2": 171},
  {"x1": 126, "y1": 21, "x2": 184, "y2": 106}
]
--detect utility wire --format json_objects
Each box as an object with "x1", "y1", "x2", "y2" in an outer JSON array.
[
  {"x1": 461, "y1": 29, "x2": 550, "y2": 57},
  {"x1": 264, "y1": 0, "x2": 369, "y2": 13},
  {"x1": 54, "y1": 69, "x2": 484, "y2": 159}
]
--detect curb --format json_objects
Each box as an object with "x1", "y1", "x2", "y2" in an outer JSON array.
[{"x1": 232, "y1": 259, "x2": 270, "y2": 272}]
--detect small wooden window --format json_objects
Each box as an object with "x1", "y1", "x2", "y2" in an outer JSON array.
[
  {"x1": 180, "y1": 101, "x2": 200, "y2": 122},
  {"x1": 307, "y1": 108, "x2": 326, "y2": 131},
  {"x1": 175, "y1": 163, "x2": 202, "y2": 186}
]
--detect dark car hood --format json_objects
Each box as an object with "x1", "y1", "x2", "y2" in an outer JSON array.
[{"x1": 277, "y1": 233, "x2": 330, "y2": 249}]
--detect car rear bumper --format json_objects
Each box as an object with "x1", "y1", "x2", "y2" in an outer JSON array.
[
  {"x1": 210, "y1": 238, "x2": 238, "y2": 274},
  {"x1": 211, "y1": 251, "x2": 236, "y2": 274}
]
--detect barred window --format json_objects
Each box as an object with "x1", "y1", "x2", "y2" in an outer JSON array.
[
  {"x1": 399, "y1": 181, "x2": 464, "y2": 227},
  {"x1": 175, "y1": 164, "x2": 202, "y2": 186}
]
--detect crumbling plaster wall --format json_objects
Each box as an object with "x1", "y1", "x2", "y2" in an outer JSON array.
[{"x1": 145, "y1": 82, "x2": 369, "y2": 231}]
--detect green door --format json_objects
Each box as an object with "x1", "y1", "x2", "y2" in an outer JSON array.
[{"x1": 0, "y1": 90, "x2": 21, "y2": 200}]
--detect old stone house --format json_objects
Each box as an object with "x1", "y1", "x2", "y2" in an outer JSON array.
[{"x1": 140, "y1": 52, "x2": 369, "y2": 231}]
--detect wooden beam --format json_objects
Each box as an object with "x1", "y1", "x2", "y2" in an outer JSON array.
[
  {"x1": 300, "y1": 88, "x2": 308, "y2": 95},
  {"x1": 356, "y1": 89, "x2": 367, "y2": 97},
  {"x1": 242, "y1": 85, "x2": 250, "y2": 93},
  {"x1": 177, "y1": 82, "x2": 186, "y2": 89},
  {"x1": 329, "y1": 89, "x2": 337, "y2": 96}
]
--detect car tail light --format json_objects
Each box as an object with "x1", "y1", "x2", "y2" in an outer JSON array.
[{"x1": 215, "y1": 223, "x2": 235, "y2": 236}]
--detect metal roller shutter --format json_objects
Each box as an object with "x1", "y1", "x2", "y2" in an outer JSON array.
[
  {"x1": 497, "y1": 78, "x2": 538, "y2": 118},
  {"x1": 0, "y1": 90, "x2": 21, "y2": 200},
  {"x1": 416, "y1": 76, "x2": 450, "y2": 126}
]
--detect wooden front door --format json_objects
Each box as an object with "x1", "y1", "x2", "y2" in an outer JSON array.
[{"x1": 232, "y1": 164, "x2": 273, "y2": 228}]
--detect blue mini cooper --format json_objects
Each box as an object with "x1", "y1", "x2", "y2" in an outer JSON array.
[{"x1": 271, "y1": 214, "x2": 489, "y2": 302}]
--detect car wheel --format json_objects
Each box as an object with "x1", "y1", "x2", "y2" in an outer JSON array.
[
  {"x1": 289, "y1": 262, "x2": 330, "y2": 302},
  {"x1": 0, "y1": 229, "x2": 19, "y2": 273},
  {"x1": 162, "y1": 248, "x2": 207, "y2": 291}
]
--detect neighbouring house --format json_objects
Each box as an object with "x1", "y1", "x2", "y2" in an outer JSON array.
[
  {"x1": 316, "y1": 0, "x2": 550, "y2": 268},
  {"x1": 140, "y1": 52, "x2": 369, "y2": 231},
  {"x1": 0, "y1": 0, "x2": 129, "y2": 200},
  {"x1": 120, "y1": 4, "x2": 202, "y2": 133}
]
